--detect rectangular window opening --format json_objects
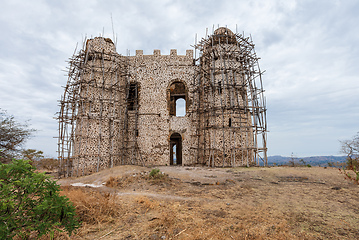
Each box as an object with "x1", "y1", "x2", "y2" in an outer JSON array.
[{"x1": 128, "y1": 83, "x2": 138, "y2": 111}]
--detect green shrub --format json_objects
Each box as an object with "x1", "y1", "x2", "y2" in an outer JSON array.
[
  {"x1": 339, "y1": 165, "x2": 359, "y2": 185},
  {"x1": 149, "y1": 168, "x2": 162, "y2": 178},
  {"x1": 346, "y1": 157, "x2": 359, "y2": 170},
  {"x1": 0, "y1": 159, "x2": 80, "y2": 239},
  {"x1": 149, "y1": 168, "x2": 170, "y2": 181}
]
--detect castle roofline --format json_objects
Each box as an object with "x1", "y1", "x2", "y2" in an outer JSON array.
[{"x1": 135, "y1": 49, "x2": 193, "y2": 58}]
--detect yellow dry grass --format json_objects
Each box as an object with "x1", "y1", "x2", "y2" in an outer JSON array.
[{"x1": 47, "y1": 166, "x2": 359, "y2": 239}]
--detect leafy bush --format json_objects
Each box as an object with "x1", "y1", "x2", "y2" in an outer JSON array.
[
  {"x1": 346, "y1": 156, "x2": 359, "y2": 170},
  {"x1": 149, "y1": 168, "x2": 167, "y2": 179},
  {"x1": 339, "y1": 166, "x2": 359, "y2": 185},
  {"x1": 149, "y1": 168, "x2": 170, "y2": 183},
  {"x1": 149, "y1": 168, "x2": 163, "y2": 178},
  {"x1": 0, "y1": 159, "x2": 80, "y2": 239}
]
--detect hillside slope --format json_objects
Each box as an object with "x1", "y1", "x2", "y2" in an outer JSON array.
[
  {"x1": 55, "y1": 166, "x2": 359, "y2": 239},
  {"x1": 268, "y1": 155, "x2": 347, "y2": 166}
]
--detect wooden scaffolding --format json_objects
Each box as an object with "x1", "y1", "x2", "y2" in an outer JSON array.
[
  {"x1": 57, "y1": 37, "x2": 129, "y2": 177},
  {"x1": 58, "y1": 27, "x2": 267, "y2": 177},
  {"x1": 192, "y1": 27, "x2": 267, "y2": 167}
]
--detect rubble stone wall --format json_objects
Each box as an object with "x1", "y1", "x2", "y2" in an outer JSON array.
[
  {"x1": 69, "y1": 30, "x2": 258, "y2": 174},
  {"x1": 129, "y1": 49, "x2": 196, "y2": 166}
]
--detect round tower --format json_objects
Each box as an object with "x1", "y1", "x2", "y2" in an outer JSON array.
[
  {"x1": 197, "y1": 27, "x2": 262, "y2": 167},
  {"x1": 59, "y1": 37, "x2": 127, "y2": 176}
]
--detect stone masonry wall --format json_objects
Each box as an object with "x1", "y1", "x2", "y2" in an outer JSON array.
[
  {"x1": 128, "y1": 49, "x2": 195, "y2": 166},
  {"x1": 67, "y1": 28, "x2": 261, "y2": 175}
]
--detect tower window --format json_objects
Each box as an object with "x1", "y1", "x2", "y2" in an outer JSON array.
[
  {"x1": 218, "y1": 81, "x2": 222, "y2": 94},
  {"x1": 176, "y1": 98, "x2": 186, "y2": 116},
  {"x1": 128, "y1": 82, "x2": 138, "y2": 111},
  {"x1": 168, "y1": 81, "x2": 187, "y2": 116}
]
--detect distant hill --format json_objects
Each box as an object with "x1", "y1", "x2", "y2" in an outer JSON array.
[{"x1": 267, "y1": 155, "x2": 347, "y2": 167}]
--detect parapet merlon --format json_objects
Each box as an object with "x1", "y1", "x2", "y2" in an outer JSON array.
[{"x1": 135, "y1": 49, "x2": 193, "y2": 58}]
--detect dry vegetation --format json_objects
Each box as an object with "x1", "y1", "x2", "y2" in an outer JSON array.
[{"x1": 47, "y1": 166, "x2": 359, "y2": 240}]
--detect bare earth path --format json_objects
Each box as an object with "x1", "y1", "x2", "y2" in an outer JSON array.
[{"x1": 58, "y1": 166, "x2": 359, "y2": 239}]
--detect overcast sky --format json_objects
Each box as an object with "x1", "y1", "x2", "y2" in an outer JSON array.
[{"x1": 1, "y1": 0, "x2": 358, "y2": 158}]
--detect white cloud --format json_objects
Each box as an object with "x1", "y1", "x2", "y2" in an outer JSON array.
[{"x1": 0, "y1": 0, "x2": 358, "y2": 158}]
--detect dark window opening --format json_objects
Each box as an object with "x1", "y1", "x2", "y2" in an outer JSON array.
[
  {"x1": 218, "y1": 81, "x2": 222, "y2": 94},
  {"x1": 229, "y1": 118, "x2": 232, "y2": 127},
  {"x1": 170, "y1": 133, "x2": 182, "y2": 165},
  {"x1": 87, "y1": 54, "x2": 94, "y2": 61},
  {"x1": 240, "y1": 90, "x2": 246, "y2": 103},
  {"x1": 128, "y1": 83, "x2": 138, "y2": 111},
  {"x1": 135, "y1": 129, "x2": 139, "y2": 137}
]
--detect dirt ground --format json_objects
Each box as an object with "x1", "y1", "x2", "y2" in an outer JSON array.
[{"x1": 57, "y1": 165, "x2": 359, "y2": 240}]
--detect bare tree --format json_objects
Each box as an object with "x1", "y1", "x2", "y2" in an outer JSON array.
[
  {"x1": 340, "y1": 132, "x2": 359, "y2": 169},
  {"x1": 0, "y1": 109, "x2": 34, "y2": 163}
]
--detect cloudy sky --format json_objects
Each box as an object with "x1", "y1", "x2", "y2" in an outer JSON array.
[{"x1": 0, "y1": 0, "x2": 358, "y2": 158}]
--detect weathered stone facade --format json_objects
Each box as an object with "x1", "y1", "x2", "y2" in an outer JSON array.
[{"x1": 58, "y1": 27, "x2": 267, "y2": 176}]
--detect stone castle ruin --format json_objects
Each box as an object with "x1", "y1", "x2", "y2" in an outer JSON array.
[{"x1": 58, "y1": 27, "x2": 267, "y2": 177}]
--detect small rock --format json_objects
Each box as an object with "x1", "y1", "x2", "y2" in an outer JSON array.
[
  {"x1": 149, "y1": 234, "x2": 159, "y2": 240},
  {"x1": 191, "y1": 181, "x2": 201, "y2": 186}
]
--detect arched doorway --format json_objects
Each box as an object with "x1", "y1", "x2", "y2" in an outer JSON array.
[{"x1": 170, "y1": 133, "x2": 182, "y2": 165}]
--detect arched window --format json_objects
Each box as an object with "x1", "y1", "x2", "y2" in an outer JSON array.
[{"x1": 168, "y1": 81, "x2": 187, "y2": 116}]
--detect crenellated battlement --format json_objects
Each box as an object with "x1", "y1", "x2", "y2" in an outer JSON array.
[
  {"x1": 130, "y1": 49, "x2": 194, "y2": 66},
  {"x1": 85, "y1": 37, "x2": 193, "y2": 59},
  {"x1": 134, "y1": 49, "x2": 193, "y2": 58}
]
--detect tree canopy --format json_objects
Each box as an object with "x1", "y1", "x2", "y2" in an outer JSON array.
[
  {"x1": 0, "y1": 159, "x2": 80, "y2": 238},
  {"x1": 0, "y1": 109, "x2": 34, "y2": 163}
]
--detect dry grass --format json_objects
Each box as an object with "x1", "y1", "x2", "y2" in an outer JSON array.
[
  {"x1": 105, "y1": 169, "x2": 171, "y2": 189},
  {"x1": 44, "y1": 187, "x2": 301, "y2": 239},
  {"x1": 36, "y1": 186, "x2": 123, "y2": 239},
  {"x1": 74, "y1": 194, "x2": 299, "y2": 239},
  {"x1": 49, "y1": 166, "x2": 359, "y2": 239},
  {"x1": 60, "y1": 186, "x2": 121, "y2": 225}
]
